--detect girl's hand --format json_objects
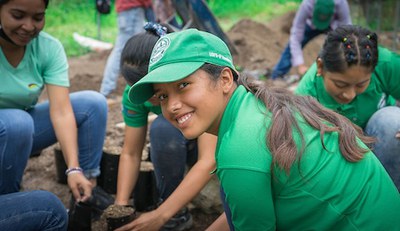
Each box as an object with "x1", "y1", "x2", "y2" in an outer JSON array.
[
  {"x1": 395, "y1": 131, "x2": 400, "y2": 139},
  {"x1": 67, "y1": 173, "x2": 93, "y2": 202},
  {"x1": 297, "y1": 64, "x2": 308, "y2": 76},
  {"x1": 115, "y1": 210, "x2": 166, "y2": 231}
]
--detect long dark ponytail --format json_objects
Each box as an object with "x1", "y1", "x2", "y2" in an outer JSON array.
[{"x1": 238, "y1": 75, "x2": 374, "y2": 173}]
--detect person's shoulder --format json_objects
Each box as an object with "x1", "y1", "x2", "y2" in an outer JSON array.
[
  {"x1": 373, "y1": 46, "x2": 400, "y2": 84},
  {"x1": 378, "y1": 46, "x2": 396, "y2": 56},
  {"x1": 299, "y1": 0, "x2": 314, "y2": 10},
  {"x1": 33, "y1": 31, "x2": 64, "y2": 49},
  {"x1": 377, "y1": 46, "x2": 399, "y2": 64},
  {"x1": 27, "y1": 32, "x2": 65, "y2": 64},
  {"x1": 301, "y1": 0, "x2": 314, "y2": 5},
  {"x1": 122, "y1": 85, "x2": 134, "y2": 106},
  {"x1": 122, "y1": 85, "x2": 149, "y2": 109},
  {"x1": 296, "y1": 0, "x2": 314, "y2": 19}
]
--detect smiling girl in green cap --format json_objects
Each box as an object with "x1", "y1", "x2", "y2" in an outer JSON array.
[{"x1": 129, "y1": 28, "x2": 400, "y2": 230}]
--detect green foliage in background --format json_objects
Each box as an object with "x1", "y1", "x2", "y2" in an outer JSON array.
[
  {"x1": 207, "y1": 0, "x2": 301, "y2": 29},
  {"x1": 45, "y1": 0, "x2": 118, "y2": 57},
  {"x1": 45, "y1": 0, "x2": 399, "y2": 57},
  {"x1": 45, "y1": 0, "x2": 301, "y2": 57},
  {"x1": 351, "y1": 0, "x2": 399, "y2": 32}
]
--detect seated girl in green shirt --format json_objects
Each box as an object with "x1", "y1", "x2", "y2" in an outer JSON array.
[
  {"x1": 127, "y1": 29, "x2": 400, "y2": 231},
  {"x1": 295, "y1": 25, "x2": 400, "y2": 191}
]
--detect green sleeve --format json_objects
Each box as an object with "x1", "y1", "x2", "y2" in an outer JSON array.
[
  {"x1": 375, "y1": 47, "x2": 400, "y2": 100},
  {"x1": 122, "y1": 85, "x2": 162, "y2": 127},
  {"x1": 122, "y1": 85, "x2": 149, "y2": 127},
  {"x1": 219, "y1": 169, "x2": 276, "y2": 231},
  {"x1": 41, "y1": 35, "x2": 69, "y2": 87}
]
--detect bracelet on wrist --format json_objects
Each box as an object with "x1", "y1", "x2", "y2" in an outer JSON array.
[{"x1": 65, "y1": 167, "x2": 83, "y2": 176}]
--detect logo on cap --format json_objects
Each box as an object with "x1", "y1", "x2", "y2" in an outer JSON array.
[{"x1": 150, "y1": 37, "x2": 170, "y2": 65}]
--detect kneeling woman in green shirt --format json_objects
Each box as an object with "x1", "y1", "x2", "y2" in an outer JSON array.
[
  {"x1": 295, "y1": 25, "x2": 400, "y2": 191},
  {"x1": 128, "y1": 29, "x2": 400, "y2": 231}
]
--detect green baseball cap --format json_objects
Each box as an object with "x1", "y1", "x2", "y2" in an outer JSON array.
[
  {"x1": 128, "y1": 29, "x2": 236, "y2": 104},
  {"x1": 312, "y1": 0, "x2": 335, "y2": 30}
]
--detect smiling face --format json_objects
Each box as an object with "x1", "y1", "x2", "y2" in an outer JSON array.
[
  {"x1": 153, "y1": 67, "x2": 236, "y2": 139},
  {"x1": 318, "y1": 59, "x2": 372, "y2": 104},
  {"x1": 0, "y1": 0, "x2": 46, "y2": 46}
]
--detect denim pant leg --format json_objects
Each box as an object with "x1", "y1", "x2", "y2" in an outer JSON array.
[
  {"x1": 149, "y1": 115, "x2": 198, "y2": 201},
  {"x1": 0, "y1": 109, "x2": 33, "y2": 194},
  {"x1": 271, "y1": 24, "x2": 326, "y2": 79},
  {"x1": 145, "y1": 6, "x2": 155, "y2": 22},
  {"x1": 365, "y1": 106, "x2": 400, "y2": 190},
  {"x1": 100, "y1": 7, "x2": 146, "y2": 96},
  {"x1": 30, "y1": 91, "x2": 107, "y2": 179},
  {"x1": 220, "y1": 187, "x2": 235, "y2": 231},
  {"x1": 0, "y1": 190, "x2": 68, "y2": 231}
]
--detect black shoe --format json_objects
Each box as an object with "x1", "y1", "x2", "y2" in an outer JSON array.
[{"x1": 161, "y1": 208, "x2": 193, "y2": 231}]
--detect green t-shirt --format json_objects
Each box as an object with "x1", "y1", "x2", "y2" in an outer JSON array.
[
  {"x1": 0, "y1": 32, "x2": 69, "y2": 110},
  {"x1": 122, "y1": 85, "x2": 161, "y2": 127},
  {"x1": 295, "y1": 47, "x2": 400, "y2": 128},
  {"x1": 216, "y1": 85, "x2": 400, "y2": 230}
]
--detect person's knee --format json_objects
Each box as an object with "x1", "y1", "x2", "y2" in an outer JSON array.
[
  {"x1": 369, "y1": 106, "x2": 400, "y2": 121},
  {"x1": 366, "y1": 106, "x2": 400, "y2": 158},
  {"x1": 73, "y1": 90, "x2": 108, "y2": 118},
  {"x1": 150, "y1": 116, "x2": 182, "y2": 141},
  {"x1": 366, "y1": 106, "x2": 400, "y2": 136},
  {"x1": 31, "y1": 190, "x2": 68, "y2": 228},
  {"x1": 150, "y1": 116, "x2": 187, "y2": 161},
  {"x1": 80, "y1": 90, "x2": 107, "y2": 106},
  {"x1": 0, "y1": 109, "x2": 34, "y2": 139},
  {"x1": 89, "y1": 91, "x2": 108, "y2": 112},
  {"x1": 30, "y1": 190, "x2": 63, "y2": 206}
]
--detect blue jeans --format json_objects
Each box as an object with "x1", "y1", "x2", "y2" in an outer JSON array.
[
  {"x1": 220, "y1": 187, "x2": 235, "y2": 231},
  {"x1": 0, "y1": 91, "x2": 107, "y2": 194},
  {"x1": 271, "y1": 24, "x2": 327, "y2": 79},
  {"x1": 365, "y1": 106, "x2": 400, "y2": 191},
  {"x1": 149, "y1": 115, "x2": 198, "y2": 201},
  {"x1": 0, "y1": 190, "x2": 68, "y2": 231},
  {"x1": 100, "y1": 7, "x2": 150, "y2": 96},
  {"x1": 145, "y1": 6, "x2": 155, "y2": 22}
]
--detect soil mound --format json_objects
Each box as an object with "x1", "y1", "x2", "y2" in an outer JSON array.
[{"x1": 227, "y1": 13, "x2": 324, "y2": 73}]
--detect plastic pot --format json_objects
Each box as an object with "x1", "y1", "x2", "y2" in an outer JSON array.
[
  {"x1": 54, "y1": 147, "x2": 67, "y2": 184},
  {"x1": 105, "y1": 205, "x2": 136, "y2": 231},
  {"x1": 68, "y1": 201, "x2": 92, "y2": 231},
  {"x1": 106, "y1": 212, "x2": 135, "y2": 230},
  {"x1": 133, "y1": 167, "x2": 158, "y2": 212},
  {"x1": 99, "y1": 151, "x2": 158, "y2": 211},
  {"x1": 98, "y1": 151, "x2": 120, "y2": 194}
]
